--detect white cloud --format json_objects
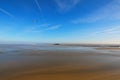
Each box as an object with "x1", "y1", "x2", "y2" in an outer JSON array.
[
  {"x1": 34, "y1": 0, "x2": 44, "y2": 18},
  {"x1": 27, "y1": 23, "x2": 50, "y2": 30},
  {"x1": 45, "y1": 25, "x2": 61, "y2": 30},
  {"x1": 0, "y1": 8, "x2": 14, "y2": 17},
  {"x1": 54, "y1": 0, "x2": 80, "y2": 11},
  {"x1": 26, "y1": 24, "x2": 61, "y2": 33},
  {"x1": 72, "y1": 0, "x2": 120, "y2": 23},
  {"x1": 34, "y1": 0, "x2": 42, "y2": 12},
  {"x1": 104, "y1": 26, "x2": 120, "y2": 34},
  {"x1": 91, "y1": 26, "x2": 120, "y2": 36}
]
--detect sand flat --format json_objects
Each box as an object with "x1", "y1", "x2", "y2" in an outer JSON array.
[
  {"x1": 1, "y1": 50, "x2": 120, "y2": 80},
  {"x1": 96, "y1": 47, "x2": 120, "y2": 50}
]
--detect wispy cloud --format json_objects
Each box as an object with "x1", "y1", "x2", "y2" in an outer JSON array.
[
  {"x1": 26, "y1": 24, "x2": 61, "y2": 33},
  {"x1": 54, "y1": 0, "x2": 80, "y2": 11},
  {"x1": 0, "y1": 8, "x2": 14, "y2": 17},
  {"x1": 103, "y1": 26, "x2": 120, "y2": 34},
  {"x1": 34, "y1": 0, "x2": 44, "y2": 18},
  {"x1": 45, "y1": 25, "x2": 61, "y2": 30},
  {"x1": 91, "y1": 26, "x2": 120, "y2": 37},
  {"x1": 72, "y1": 0, "x2": 120, "y2": 23},
  {"x1": 26, "y1": 23, "x2": 50, "y2": 32}
]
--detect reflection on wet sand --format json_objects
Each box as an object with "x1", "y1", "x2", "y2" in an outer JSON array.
[
  {"x1": 96, "y1": 47, "x2": 120, "y2": 50},
  {"x1": 1, "y1": 46, "x2": 120, "y2": 80},
  {"x1": 0, "y1": 51, "x2": 3, "y2": 54}
]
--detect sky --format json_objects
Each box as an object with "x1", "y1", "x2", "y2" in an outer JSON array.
[{"x1": 0, "y1": 0, "x2": 120, "y2": 44}]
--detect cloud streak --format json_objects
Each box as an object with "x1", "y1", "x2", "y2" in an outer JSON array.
[
  {"x1": 45, "y1": 25, "x2": 61, "y2": 30},
  {"x1": 34, "y1": 0, "x2": 44, "y2": 18},
  {"x1": 55, "y1": 0, "x2": 80, "y2": 11},
  {"x1": 0, "y1": 8, "x2": 14, "y2": 17},
  {"x1": 26, "y1": 24, "x2": 61, "y2": 33},
  {"x1": 91, "y1": 26, "x2": 120, "y2": 37},
  {"x1": 72, "y1": 0, "x2": 120, "y2": 23}
]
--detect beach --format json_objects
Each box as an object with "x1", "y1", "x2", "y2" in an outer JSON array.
[
  {"x1": 96, "y1": 47, "x2": 120, "y2": 50},
  {"x1": 1, "y1": 45, "x2": 120, "y2": 80}
]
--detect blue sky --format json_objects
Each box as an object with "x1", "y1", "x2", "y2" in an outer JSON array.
[{"x1": 0, "y1": 0, "x2": 120, "y2": 44}]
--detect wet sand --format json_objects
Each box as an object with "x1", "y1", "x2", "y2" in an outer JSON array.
[
  {"x1": 96, "y1": 47, "x2": 120, "y2": 50},
  {"x1": 1, "y1": 50, "x2": 120, "y2": 80},
  {"x1": 0, "y1": 51, "x2": 3, "y2": 54}
]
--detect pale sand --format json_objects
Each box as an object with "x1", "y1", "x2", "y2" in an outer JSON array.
[{"x1": 1, "y1": 50, "x2": 120, "y2": 80}]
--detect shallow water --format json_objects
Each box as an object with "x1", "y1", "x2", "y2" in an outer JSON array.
[
  {"x1": 0, "y1": 44, "x2": 120, "y2": 54},
  {"x1": 0, "y1": 44, "x2": 120, "y2": 64}
]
